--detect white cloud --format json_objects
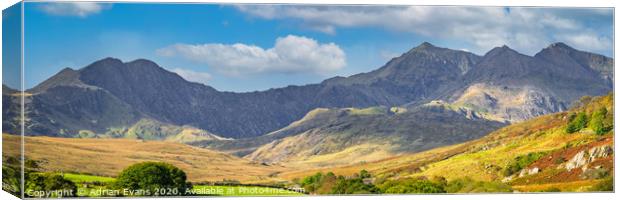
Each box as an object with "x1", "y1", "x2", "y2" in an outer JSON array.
[
  {"x1": 236, "y1": 5, "x2": 612, "y2": 55},
  {"x1": 157, "y1": 35, "x2": 346, "y2": 76},
  {"x1": 170, "y1": 68, "x2": 212, "y2": 85},
  {"x1": 39, "y1": 2, "x2": 110, "y2": 17},
  {"x1": 556, "y1": 33, "x2": 612, "y2": 52}
]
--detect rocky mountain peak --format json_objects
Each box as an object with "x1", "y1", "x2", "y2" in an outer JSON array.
[
  {"x1": 408, "y1": 42, "x2": 441, "y2": 54},
  {"x1": 90, "y1": 57, "x2": 123, "y2": 67},
  {"x1": 536, "y1": 42, "x2": 578, "y2": 57},
  {"x1": 484, "y1": 45, "x2": 520, "y2": 58},
  {"x1": 548, "y1": 42, "x2": 573, "y2": 50}
]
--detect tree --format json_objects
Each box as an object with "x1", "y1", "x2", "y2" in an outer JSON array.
[
  {"x1": 566, "y1": 112, "x2": 588, "y2": 133},
  {"x1": 25, "y1": 173, "x2": 77, "y2": 198},
  {"x1": 359, "y1": 170, "x2": 371, "y2": 179},
  {"x1": 331, "y1": 176, "x2": 379, "y2": 194},
  {"x1": 300, "y1": 172, "x2": 324, "y2": 193},
  {"x1": 590, "y1": 107, "x2": 610, "y2": 135},
  {"x1": 114, "y1": 162, "x2": 191, "y2": 196}
]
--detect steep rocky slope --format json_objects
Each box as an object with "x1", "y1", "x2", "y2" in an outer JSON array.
[{"x1": 2, "y1": 42, "x2": 612, "y2": 139}]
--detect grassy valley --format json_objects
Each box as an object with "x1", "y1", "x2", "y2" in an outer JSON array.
[{"x1": 2, "y1": 134, "x2": 284, "y2": 183}]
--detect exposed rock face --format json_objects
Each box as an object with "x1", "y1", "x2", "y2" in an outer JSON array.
[
  {"x1": 3, "y1": 42, "x2": 613, "y2": 139},
  {"x1": 564, "y1": 145, "x2": 613, "y2": 171},
  {"x1": 452, "y1": 83, "x2": 566, "y2": 122},
  {"x1": 519, "y1": 167, "x2": 540, "y2": 177}
]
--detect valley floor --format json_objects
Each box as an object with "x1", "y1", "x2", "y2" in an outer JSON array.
[{"x1": 2, "y1": 134, "x2": 287, "y2": 183}]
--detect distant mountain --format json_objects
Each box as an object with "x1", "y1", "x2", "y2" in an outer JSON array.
[
  {"x1": 243, "y1": 104, "x2": 506, "y2": 167},
  {"x1": 448, "y1": 43, "x2": 612, "y2": 122},
  {"x1": 2, "y1": 42, "x2": 613, "y2": 139}
]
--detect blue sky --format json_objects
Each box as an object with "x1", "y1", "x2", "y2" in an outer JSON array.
[{"x1": 12, "y1": 2, "x2": 614, "y2": 92}]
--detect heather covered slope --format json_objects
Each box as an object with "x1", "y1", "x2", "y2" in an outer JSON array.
[{"x1": 280, "y1": 93, "x2": 614, "y2": 192}]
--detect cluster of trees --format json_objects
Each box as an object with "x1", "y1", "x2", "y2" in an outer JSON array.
[
  {"x1": 113, "y1": 162, "x2": 192, "y2": 196},
  {"x1": 299, "y1": 170, "x2": 377, "y2": 194},
  {"x1": 2, "y1": 157, "x2": 22, "y2": 197},
  {"x1": 297, "y1": 170, "x2": 512, "y2": 194},
  {"x1": 565, "y1": 107, "x2": 612, "y2": 135},
  {"x1": 19, "y1": 161, "x2": 191, "y2": 197},
  {"x1": 1, "y1": 157, "x2": 78, "y2": 198},
  {"x1": 25, "y1": 173, "x2": 78, "y2": 198}
]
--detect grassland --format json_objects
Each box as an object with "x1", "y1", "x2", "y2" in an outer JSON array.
[
  {"x1": 62, "y1": 173, "x2": 115, "y2": 183},
  {"x1": 2, "y1": 134, "x2": 286, "y2": 183},
  {"x1": 56, "y1": 173, "x2": 304, "y2": 197}
]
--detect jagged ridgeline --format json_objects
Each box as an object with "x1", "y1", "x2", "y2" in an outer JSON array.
[{"x1": 2, "y1": 42, "x2": 612, "y2": 143}]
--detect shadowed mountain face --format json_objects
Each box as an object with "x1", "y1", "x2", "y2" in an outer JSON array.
[
  {"x1": 242, "y1": 105, "x2": 506, "y2": 166},
  {"x1": 2, "y1": 42, "x2": 613, "y2": 139}
]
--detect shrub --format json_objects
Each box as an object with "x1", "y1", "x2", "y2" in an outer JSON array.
[
  {"x1": 299, "y1": 170, "x2": 379, "y2": 194},
  {"x1": 566, "y1": 112, "x2": 588, "y2": 133},
  {"x1": 114, "y1": 162, "x2": 191, "y2": 196},
  {"x1": 2, "y1": 166, "x2": 21, "y2": 196},
  {"x1": 299, "y1": 172, "x2": 325, "y2": 193},
  {"x1": 590, "y1": 108, "x2": 611, "y2": 135},
  {"x1": 331, "y1": 176, "x2": 379, "y2": 194},
  {"x1": 539, "y1": 187, "x2": 561, "y2": 192},
  {"x1": 359, "y1": 170, "x2": 371, "y2": 179},
  {"x1": 503, "y1": 152, "x2": 546, "y2": 176},
  {"x1": 445, "y1": 177, "x2": 512, "y2": 193},
  {"x1": 379, "y1": 178, "x2": 445, "y2": 194},
  {"x1": 25, "y1": 173, "x2": 77, "y2": 198}
]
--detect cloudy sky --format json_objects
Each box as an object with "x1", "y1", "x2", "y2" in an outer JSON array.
[{"x1": 16, "y1": 2, "x2": 613, "y2": 92}]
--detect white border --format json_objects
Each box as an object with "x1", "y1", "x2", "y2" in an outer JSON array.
[{"x1": 1, "y1": 0, "x2": 618, "y2": 200}]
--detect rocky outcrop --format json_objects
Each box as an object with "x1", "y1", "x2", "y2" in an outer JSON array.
[
  {"x1": 518, "y1": 167, "x2": 540, "y2": 177},
  {"x1": 564, "y1": 145, "x2": 613, "y2": 171}
]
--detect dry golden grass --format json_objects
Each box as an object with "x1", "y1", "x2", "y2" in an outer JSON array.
[
  {"x1": 278, "y1": 141, "x2": 472, "y2": 180},
  {"x1": 2, "y1": 134, "x2": 287, "y2": 183},
  {"x1": 512, "y1": 180, "x2": 603, "y2": 192}
]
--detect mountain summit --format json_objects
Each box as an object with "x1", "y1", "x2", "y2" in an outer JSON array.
[{"x1": 3, "y1": 42, "x2": 613, "y2": 139}]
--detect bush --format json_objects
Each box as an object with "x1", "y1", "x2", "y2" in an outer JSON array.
[
  {"x1": 114, "y1": 162, "x2": 191, "y2": 196},
  {"x1": 331, "y1": 176, "x2": 379, "y2": 194},
  {"x1": 590, "y1": 108, "x2": 611, "y2": 135},
  {"x1": 379, "y1": 178, "x2": 445, "y2": 194},
  {"x1": 445, "y1": 177, "x2": 512, "y2": 193},
  {"x1": 299, "y1": 172, "x2": 325, "y2": 193},
  {"x1": 299, "y1": 170, "x2": 379, "y2": 194},
  {"x1": 539, "y1": 187, "x2": 561, "y2": 192},
  {"x1": 25, "y1": 173, "x2": 77, "y2": 198},
  {"x1": 359, "y1": 170, "x2": 371, "y2": 179},
  {"x1": 566, "y1": 112, "x2": 588, "y2": 133},
  {"x1": 503, "y1": 152, "x2": 547, "y2": 176},
  {"x1": 2, "y1": 166, "x2": 21, "y2": 196}
]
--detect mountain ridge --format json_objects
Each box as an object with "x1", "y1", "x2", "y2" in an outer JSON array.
[{"x1": 2, "y1": 42, "x2": 613, "y2": 139}]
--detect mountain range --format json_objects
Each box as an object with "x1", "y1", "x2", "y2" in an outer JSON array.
[{"x1": 2, "y1": 42, "x2": 613, "y2": 144}]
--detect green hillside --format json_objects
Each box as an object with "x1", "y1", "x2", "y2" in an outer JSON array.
[{"x1": 282, "y1": 93, "x2": 614, "y2": 193}]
